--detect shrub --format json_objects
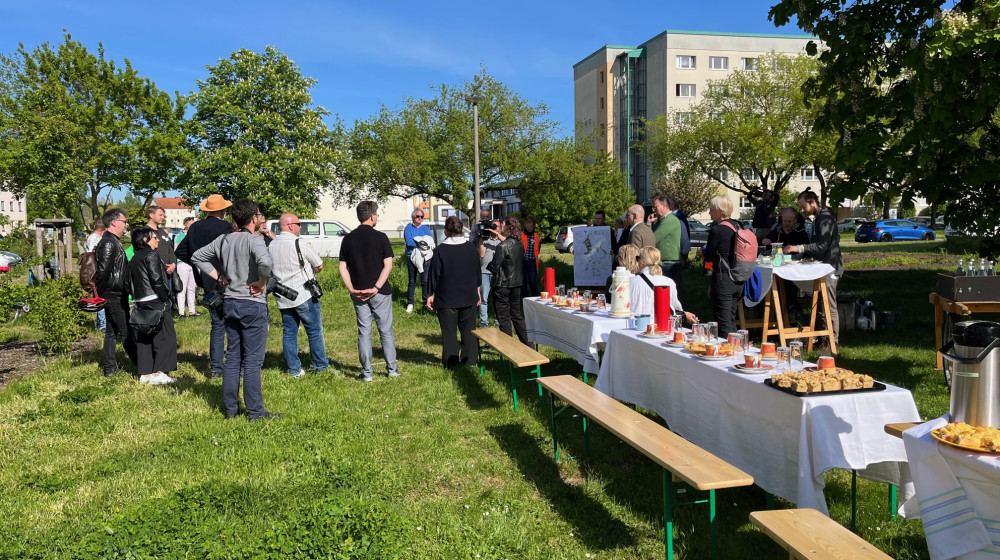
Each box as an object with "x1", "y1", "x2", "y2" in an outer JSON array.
[{"x1": 27, "y1": 276, "x2": 90, "y2": 354}]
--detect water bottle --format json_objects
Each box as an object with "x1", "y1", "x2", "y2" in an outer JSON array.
[
  {"x1": 980, "y1": 258, "x2": 987, "y2": 277},
  {"x1": 968, "y1": 260, "x2": 976, "y2": 277},
  {"x1": 989, "y1": 261, "x2": 996, "y2": 276},
  {"x1": 957, "y1": 258, "x2": 966, "y2": 276}
]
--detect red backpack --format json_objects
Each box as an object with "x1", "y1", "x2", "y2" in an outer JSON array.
[{"x1": 718, "y1": 221, "x2": 758, "y2": 283}]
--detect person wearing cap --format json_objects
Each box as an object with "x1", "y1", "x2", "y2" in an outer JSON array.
[{"x1": 176, "y1": 193, "x2": 236, "y2": 379}]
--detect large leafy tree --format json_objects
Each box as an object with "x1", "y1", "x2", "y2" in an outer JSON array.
[
  {"x1": 769, "y1": 0, "x2": 1000, "y2": 253},
  {"x1": 516, "y1": 137, "x2": 632, "y2": 237},
  {"x1": 338, "y1": 69, "x2": 557, "y2": 217},
  {"x1": 184, "y1": 46, "x2": 337, "y2": 218},
  {"x1": 0, "y1": 33, "x2": 188, "y2": 228},
  {"x1": 644, "y1": 53, "x2": 837, "y2": 204}
]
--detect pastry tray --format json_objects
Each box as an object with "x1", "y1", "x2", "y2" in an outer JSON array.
[
  {"x1": 931, "y1": 431, "x2": 1000, "y2": 454},
  {"x1": 763, "y1": 379, "x2": 887, "y2": 397}
]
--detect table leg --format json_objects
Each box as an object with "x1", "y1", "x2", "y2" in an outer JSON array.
[
  {"x1": 773, "y1": 281, "x2": 787, "y2": 348},
  {"x1": 934, "y1": 296, "x2": 945, "y2": 370},
  {"x1": 851, "y1": 469, "x2": 858, "y2": 533},
  {"x1": 549, "y1": 392, "x2": 559, "y2": 461},
  {"x1": 818, "y1": 278, "x2": 837, "y2": 354},
  {"x1": 761, "y1": 289, "x2": 774, "y2": 344},
  {"x1": 807, "y1": 281, "x2": 821, "y2": 353},
  {"x1": 663, "y1": 468, "x2": 675, "y2": 560}
]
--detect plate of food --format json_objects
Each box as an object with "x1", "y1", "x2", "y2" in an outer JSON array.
[
  {"x1": 932, "y1": 422, "x2": 1000, "y2": 453},
  {"x1": 765, "y1": 369, "x2": 883, "y2": 396},
  {"x1": 663, "y1": 340, "x2": 687, "y2": 348},
  {"x1": 574, "y1": 307, "x2": 597, "y2": 314},
  {"x1": 685, "y1": 341, "x2": 735, "y2": 356},
  {"x1": 638, "y1": 331, "x2": 669, "y2": 339},
  {"x1": 698, "y1": 354, "x2": 730, "y2": 362},
  {"x1": 732, "y1": 363, "x2": 774, "y2": 374}
]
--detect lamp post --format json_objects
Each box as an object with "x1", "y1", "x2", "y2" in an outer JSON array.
[{"x1": 466, "y1": 93, "x2": 483, "y2": 220}]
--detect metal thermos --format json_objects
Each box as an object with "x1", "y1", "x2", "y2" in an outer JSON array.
[{"x1": 940, "y1": 320, "x2": 1000, "y2": 428}]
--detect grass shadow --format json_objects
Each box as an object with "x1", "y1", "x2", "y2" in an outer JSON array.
[
  {"x1": 487, "y1": 423, "x2": 635, "y2": 551},
  {"x1": 448, "y1": 363, "x2": 503, "y2": 410}
]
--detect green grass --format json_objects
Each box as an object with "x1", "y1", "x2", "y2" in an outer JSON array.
[{"x1": 0, "y1": 246, "x2": 957, "y2": 559}]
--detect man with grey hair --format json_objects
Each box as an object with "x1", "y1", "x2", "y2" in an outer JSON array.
[
  {"x1": 95, "y1": 207, "x2": 137, "y2": 377},
  {"x1": 339, "y1": 201, "x2": 401, "y2": 381},
  {"x1": 403, "y1": 207, "x2": 432, "y2": 314},
  {"x1": 621, "y1": 204, "x2": 655, "y2": 250}
]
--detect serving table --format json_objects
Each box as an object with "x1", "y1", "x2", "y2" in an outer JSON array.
[
  {"x1": 523, "y1": 297, "x2": 628, "y2": 376},
  {"x1": 899, "y1": 418, "x2": 1000, "y2": 560},
  {"x1": 739, "y1": 262, "x2": 837, "y2": 354},
  {"x1": 595, "y1": 328, "x2": 920, "y2": 515}
]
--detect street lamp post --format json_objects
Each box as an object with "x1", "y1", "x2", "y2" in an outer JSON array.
[{"x1": 466, "y1": 94, "x2": 483, "y2": 220}]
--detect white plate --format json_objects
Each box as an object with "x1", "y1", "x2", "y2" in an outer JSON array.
[
  {"x1": 698, "y1": 354, "x2": 730, "y2": 362},
  {"x1": 761, "y1": 355, "x2": 778, "y2": 362},
  {"x1": 732, "y1": 364, "x2": 774, "y2": 374},
  {"x1": 663, "y1": 341, "x2": 687, "y2": 348},
  {"x1": 638, "y1": 332, "x2": 669, "y2": 339}
]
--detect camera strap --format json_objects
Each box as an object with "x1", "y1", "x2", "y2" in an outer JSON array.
[{"x1": 295, "y1": 239, "x2": 314, "y2": 281}]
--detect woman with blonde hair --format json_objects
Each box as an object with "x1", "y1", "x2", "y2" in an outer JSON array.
[
  {"x1": 632, "y1": 246, "x2": 697, "y2": 323},
  {"x1": 704, "y1": 194, "x2": 743, "y2": 337}
]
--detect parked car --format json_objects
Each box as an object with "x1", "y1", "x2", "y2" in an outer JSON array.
[
  {"x1": 267, "y1": 219, "x2": 352, "y2": 258},
  {"x1": 423, "y1": 220, "x2": 470, "y2": 245},
  {"x1": 854, "y1": 219, "x2": 936, "y2": 242},
  {"x1": 687, "y1": 220, "x2": 710, "y2": 248},
  {"x1": 935, "y1": 216, "x2": 945, "y2": 228},
  {"x1": 0, "y1": 251, "x2": 23, "y2": 272},
  {"x1": 555, "y1": 224, "x2": 587, "y2": 253},
  {"x1": 908, "y1": 216, "x2": 933, "y2": 228},
  {"x1": 836, "y1": 218, "x2": 866, "y2": 233}
]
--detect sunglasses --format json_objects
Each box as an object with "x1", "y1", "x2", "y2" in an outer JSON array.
[
  {"x1": 288, "y1": 222, "x2": 301, "y2": 226},
  {"x1": 414, "y1": 215, "x2": 424, "y2": 219}
]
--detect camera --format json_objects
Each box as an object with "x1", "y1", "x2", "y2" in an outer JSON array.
[
  {"x1": 269, "y1": 280, "x2": 299, "y2": 301},
  {"x1": 478, "y1": 219, "x2": 495, "y2": 239},
  {"x1": 200, "y1": 287, "x2": 224, "y2": 312},
  {"x1": 303, "y1": 277, "x2": 323, "y2": 299}
]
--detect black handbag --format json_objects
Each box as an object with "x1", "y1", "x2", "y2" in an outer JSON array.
[
  {"x1": 130, "y1": 306, "x2": 163, "y2": 336},
  {"x1": 171, "y1": 270, "x2": 183, "y2": 294}
]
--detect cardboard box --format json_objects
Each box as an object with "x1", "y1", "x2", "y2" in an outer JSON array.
[{"x1": 936, "y1": 274, "x2": 1000, "y2": 302}]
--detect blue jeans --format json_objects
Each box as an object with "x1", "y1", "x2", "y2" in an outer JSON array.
[
  {"x1": 352, "y1": 292, "x2": 399, "y2": 378},
  {"x1": 279, "y1": 298, "x2": 329, "y2": 373},
  {"x1": 208, "y1": 305, "x2": 226, "y2": 375},
  {"x1": 405, "y1": 253, "x2": 429, "y2": 305},
  {"x1": 479, "y1": 273, "x2": 492, "y2": 325},
  {"x1": 95, "y1": 308, "x2": 106, "y2": 331},
  {"x1": 521, "y1": 260, "x2": 539, "y2": 297},
  {"x1": 222, "y1": 298, "x2": 268, "y2": 418}
]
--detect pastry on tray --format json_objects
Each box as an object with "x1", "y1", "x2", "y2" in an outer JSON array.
[
  {"x1": 769, "y1": 368, "x2": 877, "y2": 393},
  {"x1": 933, "y1": 422, "x2": 1000, "y2": 452}
]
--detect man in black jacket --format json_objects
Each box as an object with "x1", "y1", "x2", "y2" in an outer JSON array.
[
  {"x1": 175, "y1": 194, "x2": 234, "y2": 378},
  {"x1": 95, "y1": 207, "x2": 137, "y2": 377}
]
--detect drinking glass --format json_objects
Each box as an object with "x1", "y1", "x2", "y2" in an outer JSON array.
[
  {"x1": 730, "y1": 332, "x2": 746, "y2": 363},
  {"x1": 789, "y1": 341, "x2": 804, "y2": 371},
  {"x1": 596, "y1": 294, "x2": 606, "y2": 312},
  {"x1": 776, "y1": 346, "x2": 791, "y2": 371},
  {"x1": 583, "y1": 290, "x2": 592, "y2": 303},
  {"x1": 736, "y1": 329, "x2": 750, "y2": 351},
  {"x1": 694, "y1": 323, "x2": 708, "y2": 342},
  {"x1": 557, "y1": 285, "x2": 565, "y2": 298},
  {"x1": 707, "y1": 322, "x2": 719, "y2": 342},
  {"x1": 672, "y1": 315, "x2": 685, "y2": 334}
]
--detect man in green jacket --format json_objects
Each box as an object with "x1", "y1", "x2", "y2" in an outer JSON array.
[{"x1": 652, "y1": 195, "x2": 685, "y2": 303}]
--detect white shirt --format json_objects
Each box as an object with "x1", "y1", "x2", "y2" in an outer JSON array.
[
  {"x1": 268, "y1": 231, "x2": 323, "y2": 309},
  {"x1": 85, "y1": 232, "x2": 103, "y2": 252},
  {"x1": 630, "y1": 267, "x2": 683, "y2": 317}
]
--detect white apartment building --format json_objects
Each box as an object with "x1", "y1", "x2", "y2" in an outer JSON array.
[
  {"x1": 0, "y1": 189, "x2": 27, "y2": 234},
  {"x1": 574, "y1": 30, "x2": 831, "y2": 219},
  {"x1": 153, "y1": 197, "x2": 198, "y2": 230}
]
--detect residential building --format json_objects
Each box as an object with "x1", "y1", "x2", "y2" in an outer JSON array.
[
  {"x1": 0, "y1": 189, "x2": 27, "y2": 234},
  {"x1": 574, "y1": 30, "x2": 824, "y2": 220},
  {"x1": 153, "y1": 197, "x2": 197, "y2": 230}
]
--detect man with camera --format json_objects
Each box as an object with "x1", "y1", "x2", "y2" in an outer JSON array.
[
  {"x1": 191, "y1": 199, "x2": 280, "y2": 421},
  {"x1": 175, "y1": 194, "x2": 235, "y2": 379},
  {"x1": 268, "y1": 213, "x2": 329, "y2": 377}
]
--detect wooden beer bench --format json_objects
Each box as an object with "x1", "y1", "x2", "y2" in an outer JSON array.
[
  {"x1": 472, "y1": 327, "x2": 549, "y2": 414},
  {"x1": 750, "y1": 508, "x2": 893, "y2": 560},
  {"x1": 537, "y1": 375, "x2": 754, "y2": 560}
]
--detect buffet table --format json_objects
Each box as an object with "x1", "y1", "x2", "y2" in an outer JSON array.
[
  {"x1": 523, "y1": 297, "x2": 628, "y2": 375},
  {"x1": 739, "y1": 262, "x2": 837, "y2": 353},
  {"x1": 595, "y1": 328, "x2": 921, "y2": 515},
  {"x1": 901, "y1": 419, "x2": 1000, "y2": 560}
]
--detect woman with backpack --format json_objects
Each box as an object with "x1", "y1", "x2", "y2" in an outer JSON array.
[{"x1": 704, "y1": 195, "x2": 744, "y2": 338}]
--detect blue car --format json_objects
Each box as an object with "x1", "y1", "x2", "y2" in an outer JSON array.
[{"x1": 854, "y1": 219, "x2": 936, "y2": 242}]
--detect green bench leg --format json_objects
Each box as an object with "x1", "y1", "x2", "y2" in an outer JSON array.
[
  {"x1": 663, "y1": 469, "x2": 674, "y2": 560},
  {"x1": 509, "y1": 361, "x2": 519, "y2": 414},
  {"x1": 851, "y1": 469, "x2": 858, "y2": 532},
  {"x1": 709, "y1": 489, "x2": 717, "y2": 560},
  {"x1": 477, "y1": 340, "x2": 484, "y2": 377},
  {"x1": 889, "y1": 484, "x2": 898, "y2": 521},
  {"x1": 549, "y1": 392, "x2": 560, "y2": 461}
]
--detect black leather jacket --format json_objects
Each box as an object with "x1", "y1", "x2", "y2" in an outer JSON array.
[
  {"x1": 126, "y1": 248, "x2": 170, "y2": 303},
  {"x1": 94, "y1": 232, "x2": 127, "y2": 295},
  {"x1": 488, "y1": 237, "x2": 524, "y2": 288}
]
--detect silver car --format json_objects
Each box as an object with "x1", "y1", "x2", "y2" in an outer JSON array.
[{"x1": 837, "y1": 218, "x2": 866, "y2": 233}]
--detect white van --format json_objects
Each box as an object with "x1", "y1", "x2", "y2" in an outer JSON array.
[{"x1": 267, "y1": 219, "x2": 352, "y2": 258}]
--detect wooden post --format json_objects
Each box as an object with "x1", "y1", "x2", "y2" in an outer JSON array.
[
  {"x1": 64, "y1": 225, "x2": 74, "y2": 274},
  {"x1": 34, "y1": 224, "x2": 44, "y2": 280}
]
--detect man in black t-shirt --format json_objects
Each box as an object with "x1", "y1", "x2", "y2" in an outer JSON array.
[{"x1": 338, "y1": 201, "x2": 400, "y2": 382}]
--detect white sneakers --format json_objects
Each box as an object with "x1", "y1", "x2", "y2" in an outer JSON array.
[
  {"x1": 140, "y1": 372, "x2": 177, "y2": 385},
  {"x1": 290, "y1": 369, "x2": 306, "y2": 378},
  {"x1": 406, "y1": 304, "x2": 414, "y2": 314}
]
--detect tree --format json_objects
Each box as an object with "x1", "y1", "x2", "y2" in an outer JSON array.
[
  {"x1": 769, "y1": 0, "x2": 1000, "y2": 254},
  {"x1": 516, "y1": 138, "x2": 632, "y2": 237},
  {"x1": 0, "y1": 33, "x2": 188, "y2": 229},
  {"x1": 184, "y1": 46, "x2": 338, "y2": 218},
  {"x1": 339, "y1": 69, "x2": 557, "y2": 217},
  {"x1": 650, "y1": 170, "x2": 720, "y2": 217},
  {"x1": 643, "y1": 53, "x2": 837, "y2": 204}
]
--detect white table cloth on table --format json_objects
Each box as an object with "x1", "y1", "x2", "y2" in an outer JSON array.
[
  {"x1": 595, "y1": 328, "x2": 920, "y2": 515},
  {"x1": 745, "y1": 262, "x2": 835, "y2": 306},
  {"x1": 524, "y1": 297, "x2": 628, "y2": 375},
  {"x1": 901, "y1": 418, "x2": 1000, "y2": 560}
]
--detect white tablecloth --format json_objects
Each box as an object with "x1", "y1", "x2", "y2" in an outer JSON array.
[
  {"x1": 745, "y1": 262, "x2": 835, "y2": 306},
  {"x1": 901, "y1": 418, "x2": 1000, "y2": 560},
  {"x1": 595, "y1": 328, "x2": 920, "y2": 515},
  {"x1": 524, "y1": 297, "x2": 629, "y2": 374}
]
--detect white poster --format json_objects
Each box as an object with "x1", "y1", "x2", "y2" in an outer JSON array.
[{"x1": 572, "y1": 226, "x2": 613, "y2": 287}]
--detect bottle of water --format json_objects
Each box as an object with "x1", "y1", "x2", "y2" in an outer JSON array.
[
  {"x1": 989, "y1": 261, "x2": 996, "y2": 276},
  {"x1": 968, "y1": 260, "x2": 976, "y2": 277},
  {"x1": 957, "y1": 258, "x2": 966, "y2": 276},
  {"x1": 980, "y1": 259, "x2": 987, "y2": 277}
]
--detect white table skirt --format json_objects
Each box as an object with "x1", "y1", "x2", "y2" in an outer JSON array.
[
  {"x1": 524, "y1": 297, "x2": 628, "y2": 374},
  {"x1": 745, "y1": 262, "x2": 835, "y2": 306},
  {"x1": 595, "y1": 328, "x2": 920, "y2": 515}
]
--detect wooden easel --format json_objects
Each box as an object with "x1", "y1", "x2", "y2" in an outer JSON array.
[{"x1": 738, "y1": 275, "x2": 837, "y2": 354}]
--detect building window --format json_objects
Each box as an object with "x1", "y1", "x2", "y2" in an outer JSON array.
[
  {"x1": 676, "y1": 55, "x2": 696, "y2": 69},
  {"x1": 801, "y1": 167, "x2": 817, "y2": 181},
  {"x1": 741, "y1": 57, "x2": 757, "y2": 71},
  {"x1": 600, "y1": 123, "x2": 606, "y2": 136},
  {"x1": 709, "y1": 169, "x2": 729, "y2": 181},
  {"x1": 739, "y1": 197, "x2": 755, "y2": 209},
  {"x1": 707, "y1": 84, "x2": 727, "y2": 96},
  {"x1": 600, "y1": 70, "x2": 604, "y2": 83},
  {"x1": 600, "y1": 97, "x2": 604, "y2": 110},
  {"x1": 676, "y1": 84, "x2": 696, "y2": 98},
  {"x1": 1, "y1": 201, "x2": 4, "y2": 211},
  {"x1": 709, "y1": 56, "x2": 728, "y2": 70},
  {"x1": 741, "y1": 168, "x2": 758, "y2": 181},
  {"x1": 674, "y1": 112, "x2": 692, "y2": 125},
  {"x1": 17, "y1": 201, "x2": 21, "y2": 212}
]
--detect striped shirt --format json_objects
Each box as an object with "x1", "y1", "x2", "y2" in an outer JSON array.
[{"x1": 268, "y1": 231, "x2": 323, "y2": 309}]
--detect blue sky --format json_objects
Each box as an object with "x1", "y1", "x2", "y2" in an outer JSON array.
[{"x1": 1, "y1": 0, "x2": 801, "y2": 137}]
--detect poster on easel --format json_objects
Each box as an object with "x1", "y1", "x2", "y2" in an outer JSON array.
[{"x1": 572, "y1": 226, "x2": 613, "y2": 287}]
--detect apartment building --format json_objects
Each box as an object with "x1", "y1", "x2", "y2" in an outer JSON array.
[
  {"x1": 0, "y1": 189, "x2": 27, "y2": 234},
  {"x1": 574, "y1": 30, "x2": 822, "y2": 218},
  {"x1": 153, "y1": 197, "x2": 198, "y2": 230}
]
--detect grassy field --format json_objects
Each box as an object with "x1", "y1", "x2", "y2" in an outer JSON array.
[{"x1": 0, "y1": 238, "x2": 979, "y2": 559}]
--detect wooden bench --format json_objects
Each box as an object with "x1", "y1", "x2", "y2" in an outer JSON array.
[
  {"x1": 472, "y1": 327, "x2": 549, "y2": 413},
  {"x1": 537, "y1": 375, "x2": 754, "y2": 560},
  {"x1": 750, "y1": 508, "x2": 893, "y2": 560}
]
